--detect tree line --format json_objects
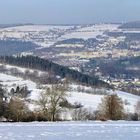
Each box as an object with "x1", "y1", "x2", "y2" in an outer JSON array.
[{"x1": 0, "y1": 84, "x2": 140, "y2": 122}]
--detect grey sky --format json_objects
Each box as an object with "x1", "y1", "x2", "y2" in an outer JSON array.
[{"x1": 0, "y1": 0, "x2": 140, "y2": 24}]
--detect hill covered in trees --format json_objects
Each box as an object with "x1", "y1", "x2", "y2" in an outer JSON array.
[
  {"x1": 0, "y1": 55, "x2": 109, "y2": 87},
  {"x1": 88, "y1": 56, "x2": 140, "y2": 79},
  {"x1": 0, "y1": 40, "x2": 40, "y2": 55}
]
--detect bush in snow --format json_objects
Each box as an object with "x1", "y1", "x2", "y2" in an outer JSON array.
[
  {"x1": 7, "y1": 97, "x2": 29, "y2": 122},
  {"x1": 72, "y1": 108, "x2": 96, "y2": 121}
]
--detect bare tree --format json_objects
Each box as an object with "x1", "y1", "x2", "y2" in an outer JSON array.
[
  {"x1": 135, "y1": 101, "x2": 140, "y2": 120},
  {"x1": 37, "y1": 92, "x2": 49, "y2": 119},
  {"x1": 38, "y1": 84, "x2": 67, "y2": 121},
  {"x1": 98, "y1": 94, "x2": 124, "y2": 120}
]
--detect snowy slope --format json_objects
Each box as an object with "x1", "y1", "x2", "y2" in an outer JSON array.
[
  {"x1": 60, "y1": 24, "x2": 119, "y2": 39},
  {"x1": 68, "y1": 90, "x2": 140, "y2": 113},
  {"x1": 0, "y1": 63, "x2": 47, "y2": 75},
  {"x1": 0, "y1": 64, "x2": 139, "y2": 113},
  {"x1": 0, "y1": 73, "x2": 42, "y2": 100}
]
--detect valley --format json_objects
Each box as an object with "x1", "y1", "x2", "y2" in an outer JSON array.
[{"x1": 1, "y1": 22, "x2": 140, "y2": 94}]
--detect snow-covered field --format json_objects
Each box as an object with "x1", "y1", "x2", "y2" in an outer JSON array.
[
  {"x1": 60, "y1": 24, "x2": 119, "y2": 40},
  {"x1": 0, "y1": 73, "x2": 42, "y2": 102},
  {"x1": 0, "y1": 121, "x2": 140, "y2": 140},
  {"x1": 68, "y1": 90, "x2": 140, "y2": 113},
  {"x1": 0, "y1": 73, "x2": 37, "y2": 91}
]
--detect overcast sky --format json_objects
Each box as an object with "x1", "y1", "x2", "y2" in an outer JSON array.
[{"x1": 0, "y1": 0, "x2": 140, "y2": 24}]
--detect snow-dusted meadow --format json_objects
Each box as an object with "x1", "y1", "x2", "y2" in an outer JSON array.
[{"x1": 0, "y1": 121, "x2": 140, "y2": 140}]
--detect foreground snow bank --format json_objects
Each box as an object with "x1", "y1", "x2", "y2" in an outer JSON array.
[{"x1": 0, "y1": 121, "x2": 139, "y2": 140}]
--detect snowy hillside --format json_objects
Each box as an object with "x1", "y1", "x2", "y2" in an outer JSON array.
[
  {"x1": 68, "y1": 89, "x2": 140, "y2": 113},
  {"x1": 0, "y1": 24, "x2": 120, "y2": 48},
  {"x1": 0, "y1": 63, "x2": 139, "y2": 115},
  {"x1": 60, "y1": 24, "x2": 119, "y2": 40}
]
